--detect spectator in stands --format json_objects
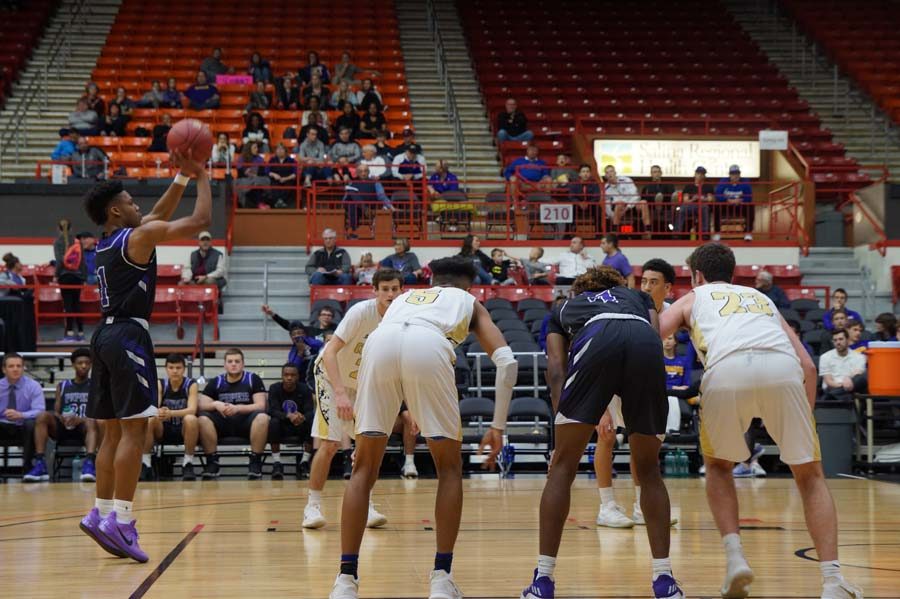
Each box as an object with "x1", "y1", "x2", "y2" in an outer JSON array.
[
  {"x1": 641, "y1": 164, "x2": 676, "y2": 230},
  {"x1": 51, "y1": 230, "x2": 94, "y2": 344},
  {"x1": 427, "y1": 160, "x2": 459, "y2": 198},
  {"x1": 380, "y1": 238, "x2": 422, "y2": 284},
  {"x1": 302, "y1": 74, "x2": 330, "y2": 108},
  {"x1": 266, "y1": 362, "x2": 314, "y2": 479},
  {"x1": 823, "y1": 288, "x2": 863, "y2": 330},
  {"x1": 714, "y1": 164, "x2": 754, "y2": 241},
  {"x1": 343, "y1": 163, "x2": 394, "y2": 236},
  {"x1": 374, "y1": 129, "x2": 395, "y2": 162},
  {"x1": 299, "y1": 127, "x2": 330, "y2": 186},
  {"x1": 305, "y1": 228, "x2": 352, "y2": 285},
  {"x1": 755, "y1": 270, "x2": 789, "y2": 309},
  {"x1": 392, "y1": 144, "x2": 426, "y2": 180},
  {"x1": 79, "y1": 231, "x2": 97, "y2": 285},
  {"x1": 396, "y1": 128, "x2": 424, "y2": 155},
  {"x1": 356, "y1": 78, "x2": 383, "y2": 112},
  {"x1": 242, "y1": 112, "x2": 271, "y2": 153},
  {"x1": 819, "y1": 329, "x2": 867, "y2": 401},
  {"x1": 298, "y1": 51, "x2": 330, "y2": 85},
  {"x1": 567, "y1": 164, "x2": 601, "y2": 204},
  {"x1": 285, "y1": 321, "x2": 325, "y2": 373},
  {"x1": 276, "y1": 73, "x2": 301, "y2": 109},
  {"x1": 212, "y1": 132, "x2": 236, "y2": 165},
  {"x1": 359, "y1": 144, "x2": 387, "y2": 179},
  {"x1": 788, "y1": 320, "x2": 815, "y2": 357},
  {"x1": 662, "y1": 334, "x2": 692, "y2": 392},
  {"x1": 181, "y1": 231, "x2": 227, "y2": 298},
  {"x1": 148, "y1": 113, "x2": 173, "y2": 152},
  {"x1": 0, "y1": 353, "x2": 44, "y2": 476},
  {"x1": 675, "y1": 166, "x2": 715, "y2": 235},
  {"x1": 266, "y1": 143, "x2": 297, "y2": 209},
  {"x1": 874, "y1": 312, "x2": 898, "y2": 341},
  {"x1": 847, "y1": 320, "x2": 868, "y2": 352},
  {"x1": 503, "y1": 144, "x2": 550, "y2": 191},
  {"x1": 236, "y1": 141, "x2": 268, "y2": 208},
  {"x1": 248, "y1": 52, "x2": 272, "y2": 83},
  {"x1": 334, "y1": 103, "x2": 361, "y2": 139},
  {"x1": 51, "y1": 128, "x2": 77, "y2": 160},
  {"x1": 605, "y1": 165, "x2": 650, "y2": 234},
  {"x1": 185, "y1": 71, "x2": 221, "y2": 110},
  {"x1": 299, "y1": 112, "x2": 330, "y2": 148},
  {"x1": 358, "y1": 102, "x2": 387, "y2": 140},
  {"x1": 313, "y1": 307, "x2": 338, "y2": 336},
  {"x1": 110, "y1": 86, "x2": 135, "y2": 118},
  {"x1": 330, "y1": 127, "x2": 362, "y2": 164},
  {"x1": 554, "y1": 236, "x2": 596, "y2": 285},
  {"x1": 162, "y1": 77, "x2": 184, "y2": 108},
  {"x1": 332, "y1": 157, "x2": 353, "y2": 183},
  {"x1": 82, "y1": 82, "x2": 105, "y2": 118},
  {"x1": 356, "y1": 252, "x2": 377, "y2": 285},
  {"x1": 99, "y1": 103, "x2": 127, "y2": 137},
  {"x1": 330, "y1": 80, "x2": 358, "y2": 111},
  {"x1": 600, "y1": 233, "x2": 634, "y2": 287},
  {"x1": 301, "y1": 94, "x2": 330, "y2": 129},
  {"x1": 198, "y1": 348, "x2": 270, "y2": 479},
  {"x1": 64, "y1": 137, "x2": 107, "y2": 180},
  {"x1": 488, "y1": 248, "x2": 519, "y2": 285},
  {"x1": 200, "y1": 47, "x2": 230, "y2": 83},
  {"x1": 457, "y1": 234, "x2": 493, "y2": 285},
  {"x1": 523, "y1": 247, "x2": 551, "y2": 285},
  {"x1": 245, "y1": 81, "x2": 273, "y2": 114},
  {"x1": 137, "y1": 80, "x2": 165, "y2": 108},
  {"x1": 829, "y1": 308, "x2": 849, "y2": 336},
  {"x1": 551, "y1": 154, "x2": 577, "y2": 187},
  {"x1": 68, "y1": 98, "x2": 99, "y2": 136},
  {"x1": 496, "y1": 97, "x2": 533, "y2": 142},
  {"x1": 334, "y1": 51, "x2": 377, "y2": 86},
  {"x1": 0, "y1": 252, "x2": 29, "y2": 297}
]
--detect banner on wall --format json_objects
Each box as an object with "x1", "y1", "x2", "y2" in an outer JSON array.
[{"x1": 593, "y1": 139, "x2": 761, "y2": 178}]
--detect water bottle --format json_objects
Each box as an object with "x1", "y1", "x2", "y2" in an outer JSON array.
[
  {"x1": 663, "y1": 451, "x2": 675, "y2": 477},
  {"x1": 500, "y1": 444, "x2": 515, "y2": 478},
  {"x1": 71, "y1": 455, "x2": 83, "y2": 482},
  {"x1": 155, "y1": 158, "x2": 162, "y2": 178},
  {"x1": 679, "y1": 450, "x2": 690, "y2": 476},
  {"x1": 62, "y1": 404, "x2": 76, "y2": 430},
  {"x1": 587, "y1": 444, "x2": 595, "y2": 465}
]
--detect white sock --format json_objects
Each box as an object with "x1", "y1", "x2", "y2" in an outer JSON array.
[
  {"x1": 652, "y1": 557, "x2": 672, "y2": 579},
  {"x1": 404, "y1": 454, "x2": 415, "y2": 467},
  {"x1": 537, "y1": 554, "x2": 556, "y2": 579},
  {"x1": 820, "y1": 560, "x2": 842, "y2": 581},
  {"x1": 113, "y1": 499, "x2": 134, "y2": 524},
  {"x1": 308, "y1": 489, "x2": 322, "y2": 506},
  {"x1": 301, "y1": 451, "x2": 311, "y2": 463},
  {"x1": 141, "y1": 454, "x2": 151, "y2": 467},
  {"x1": 634, "y1": 486, "x2": 642, "y2": 507},
  {"x1": 368, "y1": 499, "x2": 377, "y2": 511},
  {"x1": 599, "y1": 487, "x2": 616, "y2": 506},
  {"x1": 95, "y1": 498, "x2": 114, "y2": 518},
  {"x1": 723, "y1": 533, "x2": 743, "y2": 557},
  {"x1": 272, "y1": 452, "x2": 281, "y2": 464},
  {"x1": 183, "y1": 455, "x2": 194, "y2": 467}
]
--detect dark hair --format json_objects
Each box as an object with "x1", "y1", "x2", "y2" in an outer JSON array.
[
  {"x1": 491, "y1": 248, "x2": 504, "y2": 257},
  {"x1": 165, "y1": 353, "x2": 186, "y2": 365},
  {"x1": 373, "y1": 268, "x2": 403, "y2": 288},
  {"x1": 83, "y1": 180, "x2": 125, "y2": 225},
  {"x1": 831, "y1": 328, "x2": 848, "y2": 339},
  {"x1": 70, "y1": 348, "x2": 91, "y2": 363},
  {"x1": 430, "y1": 256, "x2": 477, "y2": 287},
  {"x1": 847, "y1": 319, "x2": 863, "y2": 330},
  {"x1": 832, "y1": 308, "x2": 847, "y2": 317},
  {"x1": 602, "y1": 233, "x2": 620, "y2": 248},
  {"x1": 319, "y1": 306, "x2": 334, "y2": 316},
  {"x1": 281, "y1": 362, "x2": 300, "y2": 373},
  {"x1": 875, "y1": 312, "x2": 897, "y2": 338},
  {"x1": 578, "y1": 163, "x2": 591, "y2": 171},
  {"x1": 288, "y1": 321, "x2": 306, "y2": 335},
  {"x1": 641, "y1": 258, "x2": 676, "y2": 285},
  {"x1": 2, "y1": 252, "x2": 19, "y2": 270},
  {"x1": 571, "y1": 266, "x2": 626, "y2": 295},
  {"x1": 223, "y1": 347, "x2": 244, "y2": 360},
  {"x1": 2, "y1": 352, "x2": 23, "y2": 367},
  {"x1": 833, "y1": 288, "x2": 848, "y2": 297},
  {"x1": 459, "y1": 234, "x2": 478, "y2": 257},
  {"x1": 687, "y1": 242, "x2": 735, "y2": 283}
]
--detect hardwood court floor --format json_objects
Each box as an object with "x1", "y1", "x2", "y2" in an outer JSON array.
[{"x1": 1, "y1": 476, "x2": 899, "y2": 598}]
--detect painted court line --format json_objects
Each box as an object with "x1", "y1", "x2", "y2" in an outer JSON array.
[{"x1": 129, "y1": 524, "x2": 204, "y2": 599}]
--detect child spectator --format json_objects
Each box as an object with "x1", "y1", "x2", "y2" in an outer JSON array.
[
  {"x1": 489, "y1": 248, "x2": 519, "y2": 285},
  {"x1": 355, "y1": 252, "x2": 377, "y2": 285},
  {"x1": 523, "y1": 247, "x2": 551, "y2": 285}
]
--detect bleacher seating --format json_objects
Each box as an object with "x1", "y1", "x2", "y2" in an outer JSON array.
[
  {"x1": 0, "y1": 1, "x2": 55, "y2": 110},
  {"x1": 459, "y1": 0, "x2": 870, "y2": 200}
]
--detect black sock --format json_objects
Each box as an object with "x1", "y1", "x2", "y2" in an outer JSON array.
[
  {"x1": 435, "y1": 552, "x2": 453, "y2": 573},
  {"x1": 340, "y1": 554, "x2": 359, "y2": 577},
  {"x1": 86, "y1": 452, "x2": 96, "y2": 462},
  {"x1": 35, "y1": 453, "x2": 44, "y2": 461},
  {"x1": 343, "y1": 449, "x2": 353, "y2": 462}
]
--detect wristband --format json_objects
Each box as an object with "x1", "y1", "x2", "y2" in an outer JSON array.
[{"x1": 174, "y1": 173, "x2": 191, "y2": 186}]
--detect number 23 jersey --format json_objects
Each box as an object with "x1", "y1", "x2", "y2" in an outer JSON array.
[{"x1": 690, "y1": 283, "x2": 796, "y2": 369}]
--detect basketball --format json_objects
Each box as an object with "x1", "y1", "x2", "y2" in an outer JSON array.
[{"x1": 166, "y1": 118, "x2": 214, "y2": 162}]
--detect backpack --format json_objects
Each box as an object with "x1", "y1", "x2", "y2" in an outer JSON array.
[{"x1": 63, "y1": 241, "x2": 82, "y2": 271}]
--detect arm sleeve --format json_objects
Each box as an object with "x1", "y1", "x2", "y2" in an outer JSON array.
[
  {"x1": 547, "y1": 305, "x2": 567, "y2": 337},
  {"x1": 715, "y1": 183, "x2": 726, "y2": 202},
  {"x1": 272, "y1": 313, "x2": 292, "y2": 332},
  {"x1": 267, "y1": 384, "x2": 285, "y2": 418},
  {"x1": 250, "y1": 374, "x2": 267, "y2": 394},
  {"x1": 340, "y1": 250, "x2": 351, "y2": 272},
  {"x1": 333, "y1": 304, "x2": 364, "y2": 342},
  {"x1": 208, "y1": 251, "x2": 226, "y2": 280},
  {"x1": 23, "y1": 381, "x2": 46, "y2": 419},
  {"x1": 818, "y1": 353, "x2": 834, "y2": 377},
  {"x1": 202, "y1": 379, "x2": 218, "y2": 401}
]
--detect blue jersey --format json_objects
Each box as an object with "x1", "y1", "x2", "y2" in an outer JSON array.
[
  {"x1": 95, "y1": 228, "x2": 157, "y2": 319},
  {"x1": 663, "y1": 355, "x2": 692, "y2": 388},
  {"x1": 60, "y1": 378, "x2": 91, "y2": 418},
  {"x1": 161, "y1": 377, "x2": 194, "y2": 425}
]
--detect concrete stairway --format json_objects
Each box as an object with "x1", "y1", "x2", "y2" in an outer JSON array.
[
  {"x1": 799, "y1": 247, "x2": 892, "y2": 324},
  {"x1": 0, "y1": 0, "x2": 121, "y2": 182},
  {"x1": 219, "y1": 247, "x2": 311, "y2": 343},
  {"x1": 395, "y1": 0, "x2": 504, "y2": 190},
  {"x1": 725, "y1": 0, "x2": 900, "y2": 175}
]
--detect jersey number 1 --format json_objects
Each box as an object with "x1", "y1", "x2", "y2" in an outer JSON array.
[
  {"x1": 710, "y1": 291, "x2": 774, "y2": 317},
  {"x1": 97, "y1": 266, "x2": 110, "y2": 308},
  {"x1": 405, "y1": 290, "x2": 441, "y2": 305}
]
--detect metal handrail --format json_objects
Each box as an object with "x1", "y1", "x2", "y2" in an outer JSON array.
[{"x1": 0, "y1": 0, "x2": 91, "y2": 179}]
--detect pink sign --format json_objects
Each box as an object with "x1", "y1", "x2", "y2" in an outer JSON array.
[{"x1": 215, "y1": 74, "x2": 253, "y2": 85}]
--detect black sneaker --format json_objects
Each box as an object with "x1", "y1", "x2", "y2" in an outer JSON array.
[
  {"x1": 202, "y1": 457, "x2": 220, "y2": 480},
  {"x1": 248, "y1": 454, "x2": 263, "y2": 480},
  {"x1": 271, "y1": 461, "x2": 284, "y2": 480},
  {"x1": 140, "y1": 463, "x2": 153, "y2": 481},
  {"x1": 297, "y1": 457, "x2": 310, "y2": 480},
  {"x1": 343, "y1": 452, "x2": 352, "y2": 480},
  {"x1": 182, "y1": 463, "x2": 196, "y2": 481}
]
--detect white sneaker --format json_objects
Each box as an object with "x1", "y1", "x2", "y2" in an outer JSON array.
[
  {"x1": 749, "y1": 462, "x2": 766, "y2": 477},
  {"x1": 743, "y1": 233, "x2": 753, "y2": 241},
  {"x1": 699, "y1": 464, "x2": 706, "y2": 475},
  {"x1": 402, "y1": 461, "x2": 419, "y2": 479},
  {"x1": 821, "y1": 577, "x2": 863, "y2": 599},
  {"x1": 302, "y1": 503, "x2": 327, "y2": 529},
  {"x1": 329, "y1": 573, "x2": 359, "y2": 599},
  {"x1": 367, "y1": 503, "x2": 387, "y2": 528},
  {"x1": 632, "y1": 504, "x2": 679, "y2": 526},
  {"x1": 721, "y1": 553, "x2": 754, "y2": 598},
  {"x1": 429, "y1": 569, "x2": 463, "y2": 599},
  {"x1": 596, "y1": 503, "x2": 635, "y2": 528}
]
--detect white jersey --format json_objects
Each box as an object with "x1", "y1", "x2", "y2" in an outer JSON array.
[
  {"x1": 314, "y1": 298, "x2": 381, "y2": 390},
  {"x1": 689, "y1": 283, "x2": 796, "y2": 369},
  {"x1": 381, "y1": 286, "x2": 476, "y2": 347}
]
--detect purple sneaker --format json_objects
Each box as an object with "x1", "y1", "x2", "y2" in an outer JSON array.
[
  {"x1": 80, "y1": 458, "x2": 96, "y2": 482},
  {"x1": 652, "y1": 573, "x2": 685, "y2": 599},
  {"x1": 79, "y1": 508, "x2": 126, "y2": 558},
  {"x1": 98, "y1": 512, "x2": 149, "y2": 563},
  {"x1": 521, "y1": 569, "x2": 554, "y2": 599}
]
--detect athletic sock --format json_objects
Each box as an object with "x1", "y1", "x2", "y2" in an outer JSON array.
[
  {"x1": 308, "y1": 489, "x2": 322, "y2": 506},
  {"x1": 301, "y1": 450, "x2": 311, "y2": 464},
  {"x1": 272, "y1": 452, "x2": 281, "y2": 464},
  {"x1": 404, "y1": 454, "x2": 415, "y2": 467},
  {"x1": 537, "y1": 554, "x2": 556, "y2": 579},
  {"x1": 86, "y1": 452, "x2": 96, "y2": 462},
  {"x1": 599, "y1": 487, "x2": 616, "y2": 506},
  {"x1": 113, "y1": 499, "x2": 134, "y2": 524},
  {"x1": 820, "y1": 560, "x2": 842, "y2": 582},
  {"x1": 634, "y1": 485, "x2": 642, "y2": 506},
  {"x1": 34, "y1": 453, "x2": 44, "y2": 461},
  {"x1": 141, "y1": 454, "x2": 151, "y2": 467},
  {"x1": 340, "y1": 554, "x2": 359, "y2": 577},
  {"x1": 434, "y1": 552, "x2": 453, "y2": 574},
  {"x1": 95, "y1": 498, "x2": 114, "y2": 518},
  {"x1": 723, "y1": 533, "x2": 744, "y2": 557},
  {"x1": 652, "y1": 557, "x2": 673, "y2": 579},
  {"x1": 182, "y1": 455, "x2": 194, "y2": 467}
]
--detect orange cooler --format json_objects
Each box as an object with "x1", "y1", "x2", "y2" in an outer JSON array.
[{"x1": 866, "y1": 342, "x2": 900, "y2": 396}]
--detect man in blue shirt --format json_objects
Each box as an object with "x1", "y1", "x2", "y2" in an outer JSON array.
[
  {"x1": 599, "y1": 234, "x2": 634, "y2": 288},
  {"x1": 427, "y1": 160, "x2": 460, "y2": 198},
  {"x1": 0, "y1": 352, "x2": 46, "y2": 478},
  {"x1": 503, "y1": 144, "x2": 550, "y2": 194},
  {"x1": 51, "y1": 129, "x2": 78, "y2": 160},
  {"x1": 823, "y1": 289, "x2": 863, "y2": 331},
  {"x1": 184, "y1": 71, "x2": 220, "y2": 110},
  {"x1": 715, "y1": 164, "x2": 755, "y2": 241}
]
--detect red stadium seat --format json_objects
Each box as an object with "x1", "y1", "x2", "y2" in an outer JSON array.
[
  {"x1": 767, "y1": 264, "x2": 803, "y2": 285},
  {"x1": 36, "y1": 285, "x2": 63, "y2": 322},
  {"x1": 309, "y1": 286, "x2": 351, "y2": 306},
  {"x1": 80, "y1": 286, "x2": 101, "y2": 313},
  {"x1": 493, "y1": 287, "x2": 531, "y2": 303},
  {"x1": 733, "y1": 264, "x2": 762, "y2": 286},
  {"x1": 157, "y1": 264, "x2": 184, "y2": 285}
]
